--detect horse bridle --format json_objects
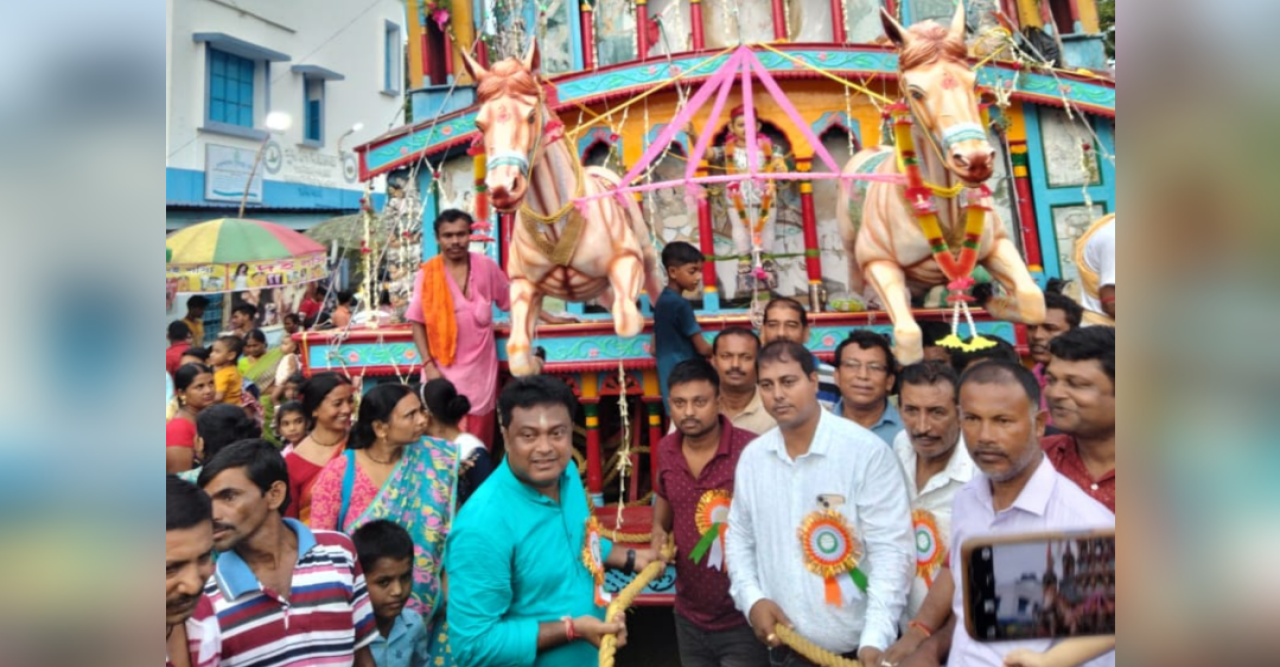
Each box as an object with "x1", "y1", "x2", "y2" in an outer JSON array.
[
  {"x1": 903, "y1": 86, "x2": 988, "y2": 185},
  {"x1": 483, "y1": 86, "x2": 548, "y2": 179}
]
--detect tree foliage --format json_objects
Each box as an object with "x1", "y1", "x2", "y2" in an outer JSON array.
[{"x1": 1099, "y1": 0, "x2": 1115, "y2": 59}]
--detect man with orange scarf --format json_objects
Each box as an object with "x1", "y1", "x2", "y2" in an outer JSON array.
[
  {"x1": 408, "y1": 210, "x2": 570, "y2": 451},
  {"x1": 407, "y1": 210, "x2": 512, "y2": 451}
]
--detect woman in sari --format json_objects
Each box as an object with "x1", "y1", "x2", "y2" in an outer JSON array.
[
  {"x1": 166, "y1": 364, "x2": 216, "y2": 474},
  {"x1": 239, "y1": 329, "x2": 284, "y2": 392},
  {"x1": 284, "y1": 372, "x2": 354, "y2": 523},
  {"x1": 310, "y1": 383, "x2": 457, "y2": 664}
]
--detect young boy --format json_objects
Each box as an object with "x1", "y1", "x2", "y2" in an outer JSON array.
[
  {"x1": 181, "y1": 295, "x2": 209, "y2": 347},
  {"x1": 209, "y1": 336, "x2": 244, "y2": 406},
  {"x1": 655, "y1": 241, "x2": 714, "y2": 406},
  {"x1": 353, "y1": 521, "x2": 430, "y2": 667},
  {"x1": 167, "y1": 320, "x2": 193, "y2": 377}
]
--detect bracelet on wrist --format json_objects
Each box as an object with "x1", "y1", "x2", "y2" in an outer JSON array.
[
  {"x1": 562, "y1": 616, "x2": 578, "y2": 642},
  {"x1": 909, "y1": 620, "x2": 934, "y2": 638}
]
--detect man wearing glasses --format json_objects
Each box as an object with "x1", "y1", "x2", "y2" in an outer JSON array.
[{"x1": 831, "y1": 332, "x2": 903, "y2": 446}]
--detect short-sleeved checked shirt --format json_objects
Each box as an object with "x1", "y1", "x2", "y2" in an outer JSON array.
[
  {"x1": 206, "y1": 519, "x2": 377, "y2": 667},
  {"x1": 656, "y1": 417, "x2": 758, "y2": 632}
]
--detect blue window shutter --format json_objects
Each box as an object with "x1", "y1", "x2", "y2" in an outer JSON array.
[{"x1": 207, "y1": 49, "x2": 256, "y2": 128}]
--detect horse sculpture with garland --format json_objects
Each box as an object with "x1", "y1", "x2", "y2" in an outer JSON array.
[
  {"x1": 463, "y1": 45, "x2": 661, "y2": 377},
  {"x1": 838, "y1": 5, "x2": 1044, "y2": 364}
]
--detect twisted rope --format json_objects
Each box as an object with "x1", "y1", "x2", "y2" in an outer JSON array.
[
  {"x1": 775, "y1": 625, "x2": 865, "y2": 667},
  {"x1": 598, "y1": 540, "x2": 677, "y2": 667}
]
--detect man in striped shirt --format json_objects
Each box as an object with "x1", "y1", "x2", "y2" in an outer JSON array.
[{"x1": 199, "y1": 440, "x2": 378, "y2": 667}]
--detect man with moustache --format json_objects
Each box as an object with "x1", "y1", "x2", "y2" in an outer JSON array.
[
  {"x1": 884, "y1": 342, "x2": 1116, "y2": 667},
  {"x1": 199, "y1": 440, "x2": 378, "y2": 667},
  {"x1": 167, "y1": 475, "x2": 220, "y2": 667},
  {"x1": 890, "y1": 362, "x2": 974, "y2": 626},
  {"x1": 445, "y1": 376, "x2": 658, "y2": 667},
  {"x1": 1042, "y1": 327, "x2": 1116, "y2": 512},
  {"x1": 1028, "y1": 289, "x2": 1084, "y2": 420},
  {"x1": 947, "y1": 361, "x2": 1114, "y2": 667},
  {"x1": 652, "y1": 359, "x2": 767, "y2": 667},
  {"x1": 711, "y1": 328, "x2": 776, "y2": 435},
  {"x1": 407, "y1": 211, "x2": 576, "y2": 451},
  {"x1": 727, "y1": 341, "x2": 913, "y2": 667}
]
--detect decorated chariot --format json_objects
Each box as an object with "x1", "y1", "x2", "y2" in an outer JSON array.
[{"x1": 297, "y1": 0, "x2": 1115, "y2": 622}]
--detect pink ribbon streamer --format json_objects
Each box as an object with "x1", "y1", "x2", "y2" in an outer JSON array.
[
  {"x1": 574, "y1": 171, "x2": 906, "y2": 204},
  {"x1": 686, "y1": 67, "x2": 740, "y2": 181},
  {"x1": 620, "y1": 50, "x2": 745, "y2": 187},
  {"x1": 745, "y1": 50, "x2": 843, "y2": 174}
]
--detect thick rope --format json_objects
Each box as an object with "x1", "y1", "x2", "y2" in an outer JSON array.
[
  {"x1": 598, "y1": 540, "x2": 677, "y2": 667},
  {"x1": 775, "y1": 625, "x2": 864, "y2": 667}
]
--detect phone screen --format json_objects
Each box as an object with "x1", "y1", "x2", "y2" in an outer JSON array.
[{"x1": 965, "y1": 532, "x2": 1115, "y2": 641}]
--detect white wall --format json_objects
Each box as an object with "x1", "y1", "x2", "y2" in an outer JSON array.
[{"x1": 166, "y1": 0, "x2": 404, "y2": 193}]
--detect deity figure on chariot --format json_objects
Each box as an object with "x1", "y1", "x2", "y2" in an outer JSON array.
[{"x1": 690, "y1": 106, "x2": 789, "y2": 300}]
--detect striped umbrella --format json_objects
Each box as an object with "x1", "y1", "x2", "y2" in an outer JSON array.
[{"x1": 166, "y1": 218, "x2": 330, "y2": 295}]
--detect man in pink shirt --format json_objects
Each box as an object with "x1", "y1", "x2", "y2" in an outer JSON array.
[
  {"x1": 407, "y1": 210, "x2": 511, "y2": 451},
  {"x1": 407, "y1": 210, "x2": 571, "y2": 450}
]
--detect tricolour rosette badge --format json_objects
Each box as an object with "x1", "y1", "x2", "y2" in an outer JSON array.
[{"x1": 798, "y1": 509, "x2": 868, "y2": 607}]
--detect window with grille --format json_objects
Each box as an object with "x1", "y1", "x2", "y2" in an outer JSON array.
[{"x1": 209, "y1": 49, "x2": 255, "y2": 128}]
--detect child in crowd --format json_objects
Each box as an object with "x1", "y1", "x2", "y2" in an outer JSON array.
[
  {"x1": 653, "y1": 241, "x2": 713, "y2": 405},
  {"x1": 179, "y1": 346, "x2": 210, "y2": 368},
  {"x1": 210, "y1": 336, "x2": 244, "y2": 406},
  {"x1": 166, "y1": 320, "x2": 193, "y2": 377},
  {"x1": 353, "y1": 521, "x2": 430, "y2": 667},
  {"x1": 421, "y1": 379, "x2": 491, "y2": 506},
  {"x1": 275, "y1": 372, "x2": 305, "y2": 405},
  {"x1": 178, "y1": 404, "x2": 262, "y2": 484},
  {"x1": 274, "y1": 401, "x2": 308, "y2": 455},
  {"x1": 331, "y1": 291, "x2": 355, "y2": 329},
  {"x1": 271, "y1": 336, "x2": 302, "y2": 404}
]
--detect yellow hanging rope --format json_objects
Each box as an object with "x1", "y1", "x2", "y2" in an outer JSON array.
[
  {"x1": 775, "y1": 625, "x2": 865, "y2": 667},
  {"x1": 598, "y1": 539, "x2": 677, "y2": 667}
]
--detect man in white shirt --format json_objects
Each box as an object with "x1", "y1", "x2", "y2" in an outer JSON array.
[
  {"x1": 727, "y1": 341, "x2": 914, "y2": 667},
  {"x1": 1075, "y1": 215, "x2": 1115, "y2": 325},
  {"x1": 891, "y1": 361, "x2": 975, "y2": 627},
  {"x1": 948, "y1": 360, "x2": 1115, "y2": 667}
]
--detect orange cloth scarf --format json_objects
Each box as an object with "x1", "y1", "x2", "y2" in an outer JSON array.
[{"x1": 419, "y1": 257, "x2": 458, "y2": 367}]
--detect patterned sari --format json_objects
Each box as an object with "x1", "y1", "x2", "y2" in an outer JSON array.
[{"x1": 332, "y1": 438, "x2": 458, "y2": 665}]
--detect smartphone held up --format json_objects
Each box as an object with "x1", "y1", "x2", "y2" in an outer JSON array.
[{"x1": 963, "y1": 530, "x2": 1116, "y2": 642}]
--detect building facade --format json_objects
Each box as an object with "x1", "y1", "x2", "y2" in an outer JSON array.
[{"x1": 166, "y1": 0, "x2": 405, "y2": 231}]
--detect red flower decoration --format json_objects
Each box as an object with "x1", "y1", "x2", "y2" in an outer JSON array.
[
  {"x1": 347, "y1": 352, "x2": 360, "y2": 363},
  {"x1": 405, "y1": 350, "x2": 418, "y2": 361},
  {"x1": 608, "y1": 133, "x2": 620, "y2": 144},
  {"x1": 442, "y1": 126, "x2": 454, "y2": 136},
  {"x1": 588, "y1": 349, "x2": 600, "y2": 359},
  {"x1": 400, "y1": 147, "x2": 409, "y2": 155},
  {"x1": 823, "y1": 335, "x2": 835, "y2": 347}
]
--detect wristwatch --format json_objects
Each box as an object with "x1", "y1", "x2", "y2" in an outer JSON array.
[{"x1": 624, "y1": 549, "x2": 637, "y2": 575}]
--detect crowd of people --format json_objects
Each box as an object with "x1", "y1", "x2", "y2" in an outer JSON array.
[{"x1": 166, "y1": 210, "x2": 1116, "y2": 667}]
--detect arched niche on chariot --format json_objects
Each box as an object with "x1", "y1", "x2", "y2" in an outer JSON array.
[
  {"x1": 578, "y1": 127, "x2": 624, "y2": 170},
  {"x1": 809, "y1": 113, "x2": 864, "y2": 297},
  {"x1": 640, "y1": 123, "x2": 696, "y2": 252}
]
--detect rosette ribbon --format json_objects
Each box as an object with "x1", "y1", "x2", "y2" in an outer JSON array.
[
  {"x1": 689, "y1": 490, "x2": 732, "y2": 570},
  {"x1": 913, "y1": 509, "x2": 946, "y2": 588},
  {"x1": 799, "y1": 510, "x2": 868, "y2": 607}
]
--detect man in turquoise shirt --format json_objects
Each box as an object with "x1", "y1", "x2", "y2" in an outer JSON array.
[{"x1": 445, "y1": 375, "x2": 661, "y2": 667}]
